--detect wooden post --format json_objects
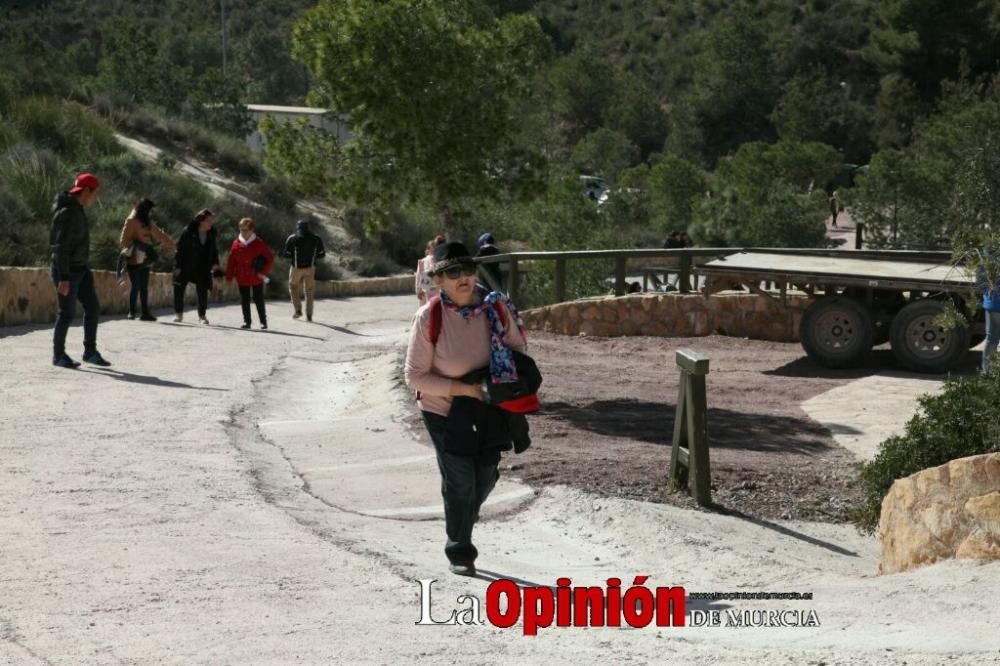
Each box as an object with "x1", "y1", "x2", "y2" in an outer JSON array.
[
  {"x1": 678, "y1": 254, "x2": 693, "y2": 293},
  {"x1": 669, "y1": 349, "x2": 712, "y2": 506},
  {"x1": 555, "y1": 258, "x2": 566, "y2": 303},
  {"x1": 855, "y1": 222, "x2": 864, "y2": 250},
  {"x1": 615, "y1": 257, "x2": 626, "y2": 296},
  {"x1": 509, "y1": 258, "x2": 520, "y2": 304}
]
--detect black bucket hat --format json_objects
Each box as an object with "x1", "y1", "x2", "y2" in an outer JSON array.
[{"x1": 429, "y1": 241, "x2": 475, "y2": 275}]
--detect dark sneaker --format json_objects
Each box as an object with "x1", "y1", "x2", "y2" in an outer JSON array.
[
  {"x1": 260, "y1": 324, "x2": 268, "y2": 330},
  {"x1": 448, "y1": 560, "x2": 476, "y2": 577},
  {"x1": 292, "y1": 312, "x2": 301, "y2": 319},
  {"x1": 140, "y1": 313, "x2": 157, "y2": 322},
  {"x1": 82, "y1": 351, "x2": 111, "y2": 367},
  {"x1": 127, "y1": 313, "x2": 136, "y2": 320},
  {"x1": 53, "y1": 355, "x2": 81, "y2": 369},
  {"x1": 240, "y1": 323, "x2": 251, "y2": 329}
]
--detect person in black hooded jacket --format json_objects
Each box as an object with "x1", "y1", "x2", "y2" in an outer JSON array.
[
  {"x1": 283, "y1": 219, "x2": 326, "y2": 321},
  {"x1": 50, "y1": 173, "x2": 111, "y2": 368},
  {"x1": 172, "y1": 209, "x2": 221, "y2": 324}
]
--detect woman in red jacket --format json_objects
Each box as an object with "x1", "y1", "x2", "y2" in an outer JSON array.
[{"x1": 226, "y1": 217, "x2": 274, "y2": 329}]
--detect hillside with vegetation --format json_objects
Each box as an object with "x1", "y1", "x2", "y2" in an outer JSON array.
[{"x1": 1, "y1": 0, "x2": 999, "y2": 298}]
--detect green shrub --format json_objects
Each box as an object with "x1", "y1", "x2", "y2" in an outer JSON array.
[
  {"x1": 315, "y1": 261, "x2": 343, "y2": 281},
  {"x1": 347, "y1": 249, "x2": 399, "y2": 277},
  {"x1": 252, "y1": 175, "x2": 298, "y2": 212},
  {"x1": 0, "y1": 181, "x2": 46, "y2": 266},
  {"x1": 213, "y1": 136, "x2": 262, "y2": 181},
  {"x1": 853, "y1": 366, "x2": 1000, "y2": 534},
  {"x1": 0, "y1": 144, "x2": 64, "y2": 220},
  {"x1": 11, "y1": 98, "x2": 120, "y2": 162}
]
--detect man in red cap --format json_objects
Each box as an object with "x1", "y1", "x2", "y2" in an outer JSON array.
[{"x1": 50, "y1": 172, "x2": 111, "y2": 368}]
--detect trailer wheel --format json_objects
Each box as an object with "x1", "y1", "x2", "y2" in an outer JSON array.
[
  {"x1": 889, "y1": 300, "x2": 970, "y2": 373},
  {"x1": 800, "y1": 296, "x2": 875, "y2": 368}
]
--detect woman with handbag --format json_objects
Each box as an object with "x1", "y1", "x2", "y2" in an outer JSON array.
[
  {"x1": 119, "y1": 197, "x2": 175, "y2": 321},
  {"x1": 404, "y1": 241, "x2": 529, "y2": 577},
  {"x1": 225, "y1": 217, "x2": 274, "y2": 330}
]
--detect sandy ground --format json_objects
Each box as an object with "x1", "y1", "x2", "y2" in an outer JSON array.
[{"x1": 2, "y1": 294, "x2": 999, "y2": 665}]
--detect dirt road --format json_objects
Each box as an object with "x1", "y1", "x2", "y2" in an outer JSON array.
[{"x1": 1, "y1": 295, "x2": 997, "y2": 665}]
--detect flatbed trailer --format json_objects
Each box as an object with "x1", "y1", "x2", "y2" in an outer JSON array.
[{"x1": 696, "y1": 250, "x2": 979, "y2": 373}]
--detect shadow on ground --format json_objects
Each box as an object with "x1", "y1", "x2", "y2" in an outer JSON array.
[
  {"x1": 541, "y1": 399, "x2": 833, "y2": 454},
  {"x1": 766, "y1": 348, "x2": 980, "y2": 379}
]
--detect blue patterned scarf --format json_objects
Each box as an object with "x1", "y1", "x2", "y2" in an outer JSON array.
[{"x1": 440, "y1": 284, "x2": 527, "y2": 383}]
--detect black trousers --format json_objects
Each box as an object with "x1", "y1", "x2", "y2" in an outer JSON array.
[
  {"x1": 239, "y1": 284, "x2": 266, "y2": 325},
  {"x1": 51, "y1": 267, "x2": 100, "y2": 358},
  {"x1": 422, "y1": 411, "x2": 500, "y2": 564},
  {"x1": 126, "y1": 265, "x2": 151, "y2": 315},
  {"x1": 173, "y1": 274, "x2": 209, "y2": 317}
]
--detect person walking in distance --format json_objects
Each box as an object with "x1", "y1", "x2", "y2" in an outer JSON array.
[
  {"x1": 226, "y1": 217, "x2": 274, "y2": 330},
  {"x1": 119, "y1": 197, "x2": 175, "y2": 321},
  {"x1": 475, "y1": 232, "x2": 504, "y2": 292},
  {"x1": 50, "y1": 172, "x2": 111, "y2": 368},
  {"x1": 415, "y1": 234, "x2": 446, "y2": 305},
  {"x1": 173, "y1": 209, "x2": 221, "y2": 324},
  {"x1": 829, "y1": 190, "x2": 841, "y2": 228},
  {"x1": 977, "y1": 250, "x2": 1000, "y2": 373},
  {"x1": 282, "y1": 219, "x2": 326, "y2": 322}
]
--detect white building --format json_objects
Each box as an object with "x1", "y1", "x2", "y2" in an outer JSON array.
[{"x1": 245, "y1": 104, "x2": 352, "y2": 152}]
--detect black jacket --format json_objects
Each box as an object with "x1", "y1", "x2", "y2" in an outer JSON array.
[
  {"x1": 448, "y1": 352, "x2": 542, "y2": 456},
  {"x1": 476, "y1": 244, "x2": 503, "y2": 290},
  {"x1": 283, "y1": 229, "x2": 326, "y2": 268},
  {"x1": 175, "y1": 221, "x2": 221, "y2": 281},
  {"x1": 444, "y1": 397, "x2": 531, "y2": 456},
  {"x1": 49, "y1": 192, "x2": 90, "y2": 280}
]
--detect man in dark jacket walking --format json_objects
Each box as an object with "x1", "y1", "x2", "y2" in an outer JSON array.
[
  {"x1": 282, "y1": 219, "x2": 326, "y2": 321},
  {"x1": 475, "y1": 232, "x2": 504, "y2": 292},
  {"x1": 50, "y1": 173, "x2": 111, "y2": 368},
  {"x1": 173, "y1": 209, "x2": 221, "y2": 324}
]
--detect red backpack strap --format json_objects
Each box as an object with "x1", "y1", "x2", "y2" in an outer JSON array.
[{"x1": 427, "y1": 295, "x2": 443, "y2": 345}]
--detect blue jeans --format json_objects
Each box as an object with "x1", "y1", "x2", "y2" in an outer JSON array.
[
  {"x1": 983, "y1": 310, "x2": 1000, "y2": 372},
  {"x1": 51, "y1": 267, "x2": 100, "y2": 358},
  {"x1": 422, "y1": 411, "x2": 501, "y2": 564}
]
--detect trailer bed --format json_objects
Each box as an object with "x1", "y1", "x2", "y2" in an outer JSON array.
[{"x1": 697, "y1": 251, "x2": 971, "y2": 292}]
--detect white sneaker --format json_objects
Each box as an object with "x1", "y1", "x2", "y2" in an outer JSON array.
[
  {"x1": 199, "y1": 317, "x2": 210, "y2": 325},
  {"x1": 173, "y1": 314, "x2": 183, "y2": 323}
]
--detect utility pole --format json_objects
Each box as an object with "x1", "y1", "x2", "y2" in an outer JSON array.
[{"x1": 220, "y1": 0, "x2": 227, "y2": 76}]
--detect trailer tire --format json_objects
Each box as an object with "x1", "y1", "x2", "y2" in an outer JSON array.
[
  {"x1": 889, "y1": 300, "x2": 970, "y2": 373},
  {"x1": 800, "y1": 296, "x2": 875, "y2": 368}
]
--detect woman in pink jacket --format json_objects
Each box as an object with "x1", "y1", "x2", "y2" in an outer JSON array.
[
  {"x1": 404, "y1": 241, "x2": 527, "y2": 577},
  {"x1": 225, "y1": 217, "x2": 274, "y2": 329}
]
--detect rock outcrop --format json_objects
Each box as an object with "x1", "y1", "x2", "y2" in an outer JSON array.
[{"x1": 879, "y1": 453, "x2": 1000, "y2": 574}]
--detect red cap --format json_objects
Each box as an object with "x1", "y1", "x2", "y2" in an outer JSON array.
[{"x1": 69, "y1": 173, "x2": 100, "y2": 194}]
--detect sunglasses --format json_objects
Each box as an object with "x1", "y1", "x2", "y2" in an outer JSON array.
[{"x1": 440, "y1": 264, "x2": 477, "y2": 279}]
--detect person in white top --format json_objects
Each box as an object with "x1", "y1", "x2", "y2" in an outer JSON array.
[{"x1": 415, "y1": 234, "x2": 446, "y2": 304}]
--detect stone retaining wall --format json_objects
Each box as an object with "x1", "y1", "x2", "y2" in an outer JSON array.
[
  {"x1": 0, "y1": 267, "x2": 412, "y2": 326},
  {"x1": 521, "y1": 292, "x2": 810, "y2": 341}
]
